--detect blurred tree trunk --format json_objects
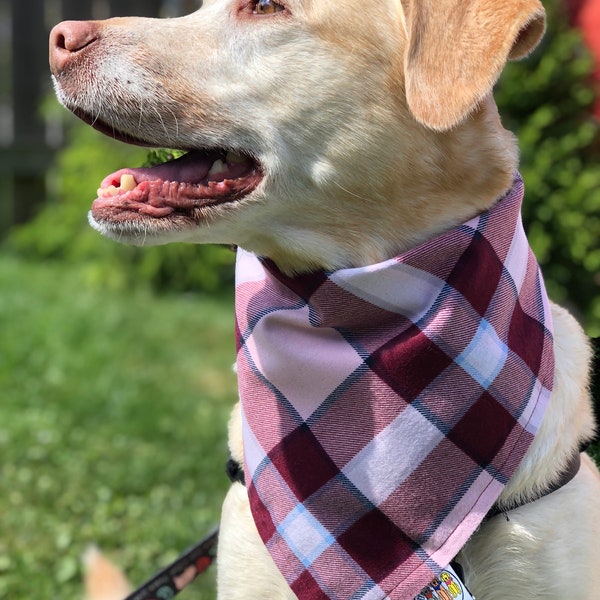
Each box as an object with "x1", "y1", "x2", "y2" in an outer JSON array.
[
  {"x1": 109, "y1": 0, "x2": 163, "y2": 17},
  {"x1": 62, "y1": 0, "x2": 94, "y2": 20},
  {"x1": 10, "y1": 0, "x2": 50, "y2": 225}
]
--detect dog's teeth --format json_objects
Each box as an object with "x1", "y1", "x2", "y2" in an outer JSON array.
[
  {"x1": 120, "y1": 174, "x2": 137, "y2": 191},
  {"x1": 97, "y1": 175, "x2": 136, "y2": 198},
  {"x1": 226, "y1": 151, "x2": 246, "y2": 164},
  {"x1": 98, "y1": 185, "x2": 120, "y2": 198},
  {"x1": 208, "y1": 159, "x2": 228, "y2": 178}
]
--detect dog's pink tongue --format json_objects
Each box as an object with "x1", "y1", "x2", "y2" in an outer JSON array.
[
  {"x1": 100, "y1": 150, "x2": 218, "y2": 188},
  {"x1": 93, "y1": 148, "x2": 261, "y2": 218}
]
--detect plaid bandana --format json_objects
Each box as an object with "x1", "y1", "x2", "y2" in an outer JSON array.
[{"x1": 235, "y1": 175, "x2": 554, "y2": 600}]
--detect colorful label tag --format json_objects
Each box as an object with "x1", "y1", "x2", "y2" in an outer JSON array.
[{"x1": 415, "y1": 564, "x2": 475, "y2": 600}]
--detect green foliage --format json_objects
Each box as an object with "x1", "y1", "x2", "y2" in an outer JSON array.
[
  {"x1": 7, "y1": 119, "x2": 235, "y2": 295},
  {"x1": 495, "y1": 0, "x2": 600, "y2": 335},
  {"x1": 143, "y1": 148, "x2": 186, "y2": 167}
]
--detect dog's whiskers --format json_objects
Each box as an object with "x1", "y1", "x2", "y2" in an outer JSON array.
[
  {"x1": 332, "y1": 181, "x2": 376, "y2": 204},
  {"x1": 138, "y1": 97, "x2": 145, "y2": 130},
  {"x1": 165, "y1": 105, "x2": 180, "y2": 138},
  {"x1": 107, "y1": 115, "x2": 118, "y2": 140},
  {"x1": 152, "y1": 106, "x2": 172, "y2": 145},
  {"x1": 90, "y1": 91, "x2": 105, "y2": 127}
]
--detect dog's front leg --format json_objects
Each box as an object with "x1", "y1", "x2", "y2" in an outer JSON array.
[
  {"x1": 218, "y1": 403, "x2": 297, "y2": 599},
  {"x1": 218, "y1": 482, "x2": 297, "y2": 600}
]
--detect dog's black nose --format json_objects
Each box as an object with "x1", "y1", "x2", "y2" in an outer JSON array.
[{"x1": 49, "y1": 20, "x2": 100, "y2": 75}]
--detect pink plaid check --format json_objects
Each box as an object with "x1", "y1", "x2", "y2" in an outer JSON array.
[{"x1": 235, "y1": 175, "x2": 554, "y2": 600}]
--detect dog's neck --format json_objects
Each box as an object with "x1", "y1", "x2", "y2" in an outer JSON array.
[{"x1": 248, "y1": 98, "x2": 519, "y2": 276}]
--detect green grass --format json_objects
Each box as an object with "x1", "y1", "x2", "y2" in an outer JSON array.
[{"x1": 0, "y1": 253, "x2": 236, "y2": 598}]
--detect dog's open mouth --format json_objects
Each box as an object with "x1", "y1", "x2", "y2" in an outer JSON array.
[
  {"x1": 73, "y1": 111, "x2": 263, "y2": 224},
  {"x1": 91, "y1": 149, "x2": 263, "y2": 222}
]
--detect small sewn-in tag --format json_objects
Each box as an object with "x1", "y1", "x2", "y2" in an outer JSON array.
[{"x1": 415, "y1": 564, "x2": 475, "y2": 600}]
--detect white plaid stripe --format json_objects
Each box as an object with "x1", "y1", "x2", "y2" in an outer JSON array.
[
  {"x1": 343, "y1": 405, "x2": 445, "y2": 506},
  {"x1": 246, "y1": 304, "x2": 364, "y2": 421},
  {"x1": 330, "y1": 262, "x2": 446, "y2": 322}
]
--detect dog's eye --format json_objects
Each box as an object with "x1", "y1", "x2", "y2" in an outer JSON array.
[{"x1": 254, "y1": 0, "x2": 285, "y2": 14}]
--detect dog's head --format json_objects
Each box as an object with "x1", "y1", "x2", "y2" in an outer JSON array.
[{"x1": 50, "y1": 0, "x2": 545, "y2": 273}]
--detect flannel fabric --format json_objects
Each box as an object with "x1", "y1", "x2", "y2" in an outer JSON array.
[{"x1": 235, "y1": 175, "x2": 554, "y2": 600}]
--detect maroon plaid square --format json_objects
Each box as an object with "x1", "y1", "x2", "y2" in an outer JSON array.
[
  {"x1": 264, "y1": 260, "x2": 328, "y2": 302},
  {"x1": 338, "y1": 509, "x2": 415, "y2": 582},
  {"x1": 447, "y1": 232, "x2": 504, "y2": 317},
  {"x1": 291, "y1": 571, "x2": 331, "y2": 600},
  {"x1": 269, "y1": 424, "x2": 340, "y2": 501},
  {"x1": 368, "y1": 325, "x2": 453, "y2": 401},
  {"x1": 447, "y1": 392, "x2": 516, "y2": 468},
  {"x1": 508, "y1": 299, "x2": 546, "y2": 375},
  {"x1": 249, "y1": 484, "x2": 278, "y2": 542}
]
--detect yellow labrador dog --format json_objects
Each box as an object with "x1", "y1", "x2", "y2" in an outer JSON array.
[{"x1": 49, "y1": 0, "x2": 600, "y2": 598}]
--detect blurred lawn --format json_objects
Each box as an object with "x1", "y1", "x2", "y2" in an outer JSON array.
[{"x1": 0, "y1": 253, "x2": 236, "y2": 598}]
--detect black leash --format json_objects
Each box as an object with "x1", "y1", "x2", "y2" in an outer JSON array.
[{"x1": 123, "y1": 528, "x2": 219, "y2": 600}]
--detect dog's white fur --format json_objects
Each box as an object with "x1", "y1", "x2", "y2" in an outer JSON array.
[{"x1": 50, "y1": 1, "x2": 600, "y2": 598}]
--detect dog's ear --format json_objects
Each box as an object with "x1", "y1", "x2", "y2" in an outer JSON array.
[{"x1": 400, "y1": 0, "x2": 546, "y2": 131}]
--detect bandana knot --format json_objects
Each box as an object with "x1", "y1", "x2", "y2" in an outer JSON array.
[{"x1": 235, "y1": 175, "x2": 554, "y2": 600}]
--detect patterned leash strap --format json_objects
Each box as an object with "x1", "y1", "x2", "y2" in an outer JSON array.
[{"x1": 123, "y1": 528, "x2": 219, "y2": 600}]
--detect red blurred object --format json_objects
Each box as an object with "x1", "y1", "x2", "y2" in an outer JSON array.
[{"x1": 566, "y1": 0, "x2": 600, "y2": 117}]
